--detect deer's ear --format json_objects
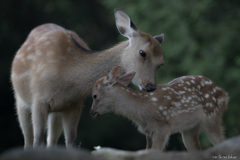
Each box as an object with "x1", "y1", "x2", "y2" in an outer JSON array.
[
  {"x1": 154, "y1": 34, "x2": 164, "y2": 44},
  {"x1": 104, "y1": 66, "x2": 121, "y2": 85},
  {"x1": 118, "y1": 71, "x2": 136, "y2": 86},
  {"x1": 114, "y1": 9, "x2": 139, "y2": 39}
]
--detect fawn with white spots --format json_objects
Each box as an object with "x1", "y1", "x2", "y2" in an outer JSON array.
[
  {"x1": 11, "y1": 9, "x2": 164, "y2": 149},
  {"x1": 90, "y1": 66, "x2": 229, "y2": 151}
]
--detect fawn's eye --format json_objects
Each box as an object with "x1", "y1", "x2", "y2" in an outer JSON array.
[
  {"x1": 139, "y1": 50, "x2": 146, "y2": 58},
  {"x1": 93, "y1": 94, "x2": 97, "y2": 99}
]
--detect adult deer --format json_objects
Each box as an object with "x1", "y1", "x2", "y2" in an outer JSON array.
[
  {"x1": 90, "y1": 66, "x2": 229, "y2": 151},
  {"x1": 11, "y1": 9, "x2": 164, "y2": 149}
]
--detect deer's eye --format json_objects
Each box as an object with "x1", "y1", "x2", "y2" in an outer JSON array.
[
  {"x1": 139, "y1": 50, "x2": 146, "y2": 58},
  {"x1": 93, "y1": 94, "x2": 97, "y2": 99}
]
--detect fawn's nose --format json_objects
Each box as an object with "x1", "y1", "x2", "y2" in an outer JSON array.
[{"x1": 146, "y1": 83, "x2": 156, "y2": 92}]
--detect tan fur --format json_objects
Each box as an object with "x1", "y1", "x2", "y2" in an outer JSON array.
[
  {"x1": 91, "y1": 67, "x2": 229, "y2": 151},
  {"x1": 11, "y1": 9, "x2": 164, "y2": 149}
]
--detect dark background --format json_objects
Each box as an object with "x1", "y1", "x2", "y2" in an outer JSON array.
[{"x1": 0, "y1": 0, "x2": 240, "y2": 153}]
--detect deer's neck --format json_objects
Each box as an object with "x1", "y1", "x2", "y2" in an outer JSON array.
[{"x1": 72, "y1": 41, "x2": 129, "y2": 96}]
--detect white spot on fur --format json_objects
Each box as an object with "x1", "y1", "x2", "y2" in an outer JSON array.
[
  {"x1": 26, "y1": 46, "x2": 31, "y2": 51},
  {"x1": 45, "y1": 41, "x2": 50, "y2": 45},
  {"x1": 151, "y1": 97, "x2": 157, "y2": 101},
  {"x1": 47, "y1": 51, "x2": 54, "y2": 56},
  {"x1": 162, "y1": 88, "x2": 167, "y2": 90},
  {"x1": 121, "y1": 87, "x2": 124, "y2": 90},
  {"x1": 213, "y1": 88, "x2": 216, "y2": 93},
  {"x1": 37, "y1": 63, "x2": 46, "y2": 72},
  {"x1": 212, "y1": 97, "x2": 216, "y2": 102},
  {"x1": 27, "y1": 54, "x2": 36, "y2": 60},
  {"x1": 201, "y1": 80, "x2": 205, "y2": 87},
  {"x1": 186, "y1": 81, "x2": 190, "y2": 85},
  {"x1": 171, "y1": 101, "x2": 181, "y2": 108},
  {"x1": 179, "y1": 91, "x2": 186, "y2": 94},
  {"x1": 16, "y1": 53, "x2": 24, "y2": 59},
  {"x1": 191, "y1": 80, "x2": 195, "y2": 83},
  {"x1": 163, "y1": 111, "x2": 167, "y2": 115},
  {"x1": 132, "y1": 93, "x2": 136, "y2": 96},
  {"x1": 150, "y1": 93, "x2": 154, "y2": 95},
  {"x1": 198, "y1": 85, "x2": 201, "y2": 90},
  {"x1": 126, "y1": 89, "x2": 130, "y2": 92},
  {"x1": 159, "y1": 106, "x2": 163, "y2": 110},
  {"x1": 205, "y1": 94, "x2": 209, "y2": 98},
  {"x1": 36, "y1": 50, "x2": 42, "y2": 56},
  {"x1": 205, "y1": 80, "x2": 212, "y2": 85},
  {"x1": 206, "y1": 103, "x2": 213, "y2": 107}
]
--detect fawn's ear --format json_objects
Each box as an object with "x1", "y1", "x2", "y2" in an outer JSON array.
[
  {"x1": 154, "y1": 34, "x2": 164, "y2": 44},
  {"x1": 114, "y1": 9, "x2": 139, "y2": 39},
  {"x1": 118, "y1": 71, "x2": 136, "y2": 86},
  {"x1": 104, "y1": 66, "x2": 121, "y2": 85}
]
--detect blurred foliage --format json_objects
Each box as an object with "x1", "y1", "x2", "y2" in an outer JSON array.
[{"x1": 0, "y1": 0, "x2": 239, "y2": 154}]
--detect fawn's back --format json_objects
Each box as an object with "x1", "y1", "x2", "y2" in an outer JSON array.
[{"x1": 149, "y1": 76, "x2": 228, "y2": 132}]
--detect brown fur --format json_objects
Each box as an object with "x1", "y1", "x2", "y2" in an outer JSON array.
[
  {"x1": 11, "y1": 9, "x2": 164, "y2": 149},
  {"x1": 91, "y1": 67, "x2": 229, "y2": 151}
]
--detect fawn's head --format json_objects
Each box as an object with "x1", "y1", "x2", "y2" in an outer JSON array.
[
  {"x1": 114, "y1": 9, "x2": 164, "y2": 92},
  {"x1": 90, "y1": 66, "x2": 135, "y2": 118}
]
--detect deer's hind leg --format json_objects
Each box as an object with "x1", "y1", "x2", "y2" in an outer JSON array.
[
  {"x1": 47, "y1": 112, "x2": 63, "y2": 148},
  {"x1": 201, "y1": 117, "x2": 225, "y2": 146},
  {"x1": 181, "y1": 124, "x2": 201, "y2": 151},
  {"x1": 16, "y1": 96, "x2": 33, "y2": 149},
  {"x1": 32, "y1": 100, "x2": 49, "y2": 148}
]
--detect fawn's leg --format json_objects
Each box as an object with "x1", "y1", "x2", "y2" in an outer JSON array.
[
  {"x1": 32, "y1": 100, "x2": 49, "y2": 148},
  {"x1": 62, "y1": 103, "x2": 82, "y2": 149},
  {"x1": 201, "y1": 118, "x2": 225, "y2": 145},
  {"x1": 146, "y1": 135, "x2": 152, "y2": 149},
  {"x1": 47, "y1": 112, "x2": 63, "y2": 148},
  {"x1": 151, "y1": 131, "x2": 170, "y2": 150},
  {"x1": 16, "y1": 96, "x2": 33, "y2": 149},
  {"x1": 181, "y1": 124, "x2": 201, "y2": 151}
]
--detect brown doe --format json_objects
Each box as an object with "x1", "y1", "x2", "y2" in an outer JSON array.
[
  {"x1": 90, "y1": 66, "x2": 229, "y2": 151},
  {"x1": 11, "y1": 9, "x2": 164, "y2": 149}
]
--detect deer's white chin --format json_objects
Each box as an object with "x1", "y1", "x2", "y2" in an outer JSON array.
[{"x1": 139, "y1": 85, "x2": 143, "y2": 91}]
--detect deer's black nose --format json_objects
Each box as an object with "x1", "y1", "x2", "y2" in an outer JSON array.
[{"x1": 146, "y1": 83, "x2": 156, "y2": 92}]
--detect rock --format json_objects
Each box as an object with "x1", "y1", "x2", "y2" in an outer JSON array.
[
  {"x1": 92, "y1": 136, "x2": 240, "y2": 160},
  {"x1": 1, "y1": 136, "x2": 239, "y2": 160},
  {"x1": 0, "y1": 147, "x2": 99, "y2": 160}
]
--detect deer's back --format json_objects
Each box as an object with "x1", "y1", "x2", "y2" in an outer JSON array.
[{"x1": 11, "y1": 23, "x2": 91, "y2": 107}]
